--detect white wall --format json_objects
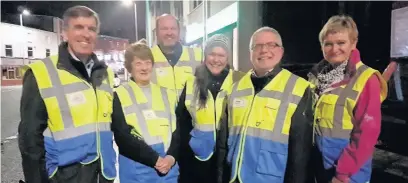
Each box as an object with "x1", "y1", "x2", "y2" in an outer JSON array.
[
  {"x1": 185, "y1": 1, "x2": 234, "y2": 25},
  {"x1": 0, "y1": 22, "x2": 59, "y2": 59}
]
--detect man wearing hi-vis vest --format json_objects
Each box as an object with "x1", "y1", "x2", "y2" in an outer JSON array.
[
  {"x1": 18, "y1": 6, "x2": 144, "y2": 183},
  {"x1": 309, "y1": 15, "x2": 387, "y2": 183},
  {"x1": 150, "y1": 14, "x2": 202, "y2": 98},
  {"x1": 225, "y1": 27, "x2": 314, "y2": 183}
]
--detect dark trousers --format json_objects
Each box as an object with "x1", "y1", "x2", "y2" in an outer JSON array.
[
  {"x1": 311, "y1": 145, "x2": 333, "y2": 183},
  {"x1": 49, "y1": 160, "x2": 114, "y2": 183},
  {"x1": 178, "y1": 146, "x2": 217, "y2": 183}
]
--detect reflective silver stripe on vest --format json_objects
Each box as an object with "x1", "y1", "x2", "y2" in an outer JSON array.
[
  {"x1": 229, "y1": 74, "x2": 301, "y2": 144},
  {"x1": 99, "y1": 83, "x2": 113, "y2": 94},
  {"x1": 40, "y1": 58, "x2": 112, "y2": 141},
  {"x1": 185, "y1": 93, "x2": 194, "y2": 101},
  {"x1": 123, "y1": 85, "x2": 173, "y2": 149},
  {"x1": 53, "y1": 122, "x2": 110, "y2": 141},
  {"x1": 217, "y1": 90, "x2": 227, "y2": 99},
  {"x1": 159, "y1": 86, "x2": 174, "y2": 152},
  {"x1": 43, "y1": 128, "x2": 52, "y2": 138},
  {"x1": 229, "y1": 126, "x2": 288, "y2": 144},
  {"x1": 318, "y1": 65, "x2": 368, "y2": 139},
  {"x1": 42, "y1": 58, "x2": 75, "y2": 129},
  {"x1": 43, "y1": 122, "x2": 111, "y2": 141}
]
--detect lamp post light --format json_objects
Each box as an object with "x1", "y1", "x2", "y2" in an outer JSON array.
[
  {"x1": 20, "y1": 9, "x2": 30, "y2": 65},
  {"x1": 122, "y1": 0, "x2": 138, "y2": 81}
]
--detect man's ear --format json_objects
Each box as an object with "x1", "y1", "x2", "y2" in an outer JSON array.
[{"x1": 62, "y1": 30, "x2": 67, "y2": 42}]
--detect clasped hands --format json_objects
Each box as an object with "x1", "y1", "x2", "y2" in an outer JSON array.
[{"x1": 154, "y1": 155, "x2": 175, "y2": 174}]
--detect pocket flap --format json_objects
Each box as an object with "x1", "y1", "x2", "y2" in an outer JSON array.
[{"x1": 320, "y1": 95, "x2": 337, "y2": 105}]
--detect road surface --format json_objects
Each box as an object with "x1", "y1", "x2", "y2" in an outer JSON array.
[{"x1": 1, "y1": 86, "x2": 407, "y2": 183}]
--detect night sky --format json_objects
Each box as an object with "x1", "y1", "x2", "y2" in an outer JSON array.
[{"x1": 1, "y1": 1, "x2": 146, "y2": 42}]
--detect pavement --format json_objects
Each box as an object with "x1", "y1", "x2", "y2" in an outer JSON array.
[
  {"x1": 1, "y1": 86, "x2": 407, "y2": 183},
  {"x1": 1, "y1": 86, "x2": 24, "y2": 183}
]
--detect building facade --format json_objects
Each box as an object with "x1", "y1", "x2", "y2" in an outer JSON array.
[
  {"x1": 1, "y1": 22, "x2": 129, "y2": 86},
  {"x1": 0, "y1": 22, "x2": 59, "y2": 86}
]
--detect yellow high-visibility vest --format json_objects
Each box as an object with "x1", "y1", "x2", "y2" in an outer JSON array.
[
  {"x1": 115, "y1": 81, "x2": 178, "y2": 182},
  {"x1": 27, "y1": 55, "x2": 116, "y2": 179},
  {"x1": 184, "y1": 69, "x2": 244, "y2": 161},
  {"x1": 311, "y1": 61, "x2": 387, "y2": 182},
  {"x1": 227, "y1": 69, "x2": 310, "y2": 183},
  {"x1": 150, "y1": 45, "x2": 202, "y2": 98},
  {"x1": 115, "y1": 81, "x2": 176, "y2": 150}
]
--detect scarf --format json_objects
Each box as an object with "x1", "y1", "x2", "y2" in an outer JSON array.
[{"x1": 316, "y1": 60, "x2": 348, "y2": 94}]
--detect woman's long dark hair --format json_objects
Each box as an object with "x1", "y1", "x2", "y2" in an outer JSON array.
[{"x1": 194, "y1": 64, "x2": 211, "y2": 109}]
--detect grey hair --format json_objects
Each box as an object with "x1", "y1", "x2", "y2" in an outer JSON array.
[
  {"x1": 62, "y1": 6, "x2": 100, "y2": 32},
  {"x1": 249, "y1": 26, "x2": 283, "y2": 50}
]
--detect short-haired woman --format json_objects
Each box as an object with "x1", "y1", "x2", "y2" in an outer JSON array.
[
  {"x1": 308, "y1": 15, "x2": 388, "y2": 183},
  {"x1": 112, "y1": 41, "x2": 179, "y2": 183}
]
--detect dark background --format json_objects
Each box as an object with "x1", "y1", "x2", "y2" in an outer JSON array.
[{"x1": 262, "y1": 1, "x2": 394, "y2": 72}]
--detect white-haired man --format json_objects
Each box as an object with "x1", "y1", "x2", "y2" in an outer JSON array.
[{"x1": 222, "y1": 27, "x2": 314, "y2": 183}]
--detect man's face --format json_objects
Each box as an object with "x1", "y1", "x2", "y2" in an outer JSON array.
[
  {"x1": 63, "y1": 17, "x2": 98, "y2": 57},
  {"x1": 250, "y1": 31, "x2": 284, "y2": 74},
  {"x1": 156, "y1": 16, "x2": 180, "y2": 48}
]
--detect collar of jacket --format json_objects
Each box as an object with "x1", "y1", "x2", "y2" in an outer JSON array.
[
  {"x1": 56, "y1": 42, "x2": 107, "y2": 76},
  {"x1": 308, "y1": 49, "x2": 361, "y2": 85},
  {"x1": 250, "y1": 66, "x2": 283, "y2": 80},
  {"x1": 157, "y1": 42, "x2": 183, "y2": 60}
]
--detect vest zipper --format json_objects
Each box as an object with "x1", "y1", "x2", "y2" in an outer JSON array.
[
  {"x1": 172, "y1": 66, "x2": 178, "y2": 97},
  {"x1": 233, "y1": 94, "x2": 256, "y2": 182}
]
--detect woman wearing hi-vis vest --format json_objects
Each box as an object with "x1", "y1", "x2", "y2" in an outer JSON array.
[
  {"x1": 177, "y1": 34, "x2": 244, "y2": 183},
  {"x1": 308, "y1": 15, "x2": 388, "y2": 183},
  {"x1": 112, "y1": 41, "x2": 180, "y2": 183}
]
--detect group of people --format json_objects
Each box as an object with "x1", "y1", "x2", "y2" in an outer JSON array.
[{"x1": 18, "y1": 5, "x2": 387, "y2": 183}]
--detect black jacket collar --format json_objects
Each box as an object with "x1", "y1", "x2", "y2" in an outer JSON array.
[
  {"x1": 57, "y1": 42, "x2": 106, "y2": 71},
  {"x1": 56, "y1": 42, "x2": 107, "y2": 80}
]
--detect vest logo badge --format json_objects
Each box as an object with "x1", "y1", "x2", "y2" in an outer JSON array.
[
  {"x1": 256, "y1": 121, "x2": 261, "y2": 127},
  {"x1": 67, "y1": 91, "x2": 86, "y2": 106},
  {"x1": 143, "y1": 110, "x2": 158, "y2": 120},
  {"x1": 233, "y1": 98, "x2": 246, "y2": 108}
]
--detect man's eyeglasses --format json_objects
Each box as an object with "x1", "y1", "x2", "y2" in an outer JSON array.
[{"x1": 251, "y1": 42, "x2": 282, "y2": 51}]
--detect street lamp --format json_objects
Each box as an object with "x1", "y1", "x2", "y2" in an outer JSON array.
[
  {"x1": 121, "y1": 0, "x2": 138, "y2": 81},
  {"x1": 121, "y1": 0, "x2": 138, "y2": 42},
  {"x1": 22, "y1": 9, "x2": 30, "y2": 15},
  {"x1": 20, "y1": 9, "x2": 30, "y2": 65}
]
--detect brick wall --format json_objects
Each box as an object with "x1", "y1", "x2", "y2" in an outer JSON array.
[{"x1": 1, "y1": 79, "x2": 22, "y2": 86}]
